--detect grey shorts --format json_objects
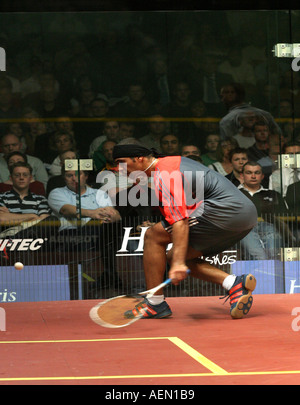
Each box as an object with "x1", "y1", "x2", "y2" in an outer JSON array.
[{"x1": 188, "y1": 217, "x2": 253, "y2": 256}]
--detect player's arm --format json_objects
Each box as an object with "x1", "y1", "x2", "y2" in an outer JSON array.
[{"x1": 168, "y1": 218, "x2": 190, "y2": 284}]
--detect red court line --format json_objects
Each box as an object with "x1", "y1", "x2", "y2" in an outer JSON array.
[{"x1": 0, "y1": 294, "x2": 299, "y2": 385}]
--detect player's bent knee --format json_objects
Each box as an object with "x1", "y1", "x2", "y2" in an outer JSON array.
[{"x1": 144, "y1": 223, "x2": 171, "y2": 246}]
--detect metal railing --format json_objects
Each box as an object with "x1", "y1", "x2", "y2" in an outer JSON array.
[{"x1": 0, "y1": 214, "x2": 300, "y2": 302}]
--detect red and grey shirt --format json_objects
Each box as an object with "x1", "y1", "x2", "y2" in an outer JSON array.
[{"x1": 153, "y1": 156, "x2": 257, "y2": 232}]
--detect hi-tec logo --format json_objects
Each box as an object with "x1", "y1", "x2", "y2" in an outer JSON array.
[
  {"x1": 0, "y1": 47, "x2": 6, "y2": 71},
  {"x1": 0, "y1": 238, "x2": 45, "y2": 251}
]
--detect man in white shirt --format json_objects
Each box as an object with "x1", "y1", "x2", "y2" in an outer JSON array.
[
  {"x1": 48, "y1": 167, "x2": 120, "y2": 232},
  {"x1": 48, "y1": 167, "x2": 121, "y2": 299},
  {"x1": 269, "y1": 142, "x2": 300, "y2": 197}
]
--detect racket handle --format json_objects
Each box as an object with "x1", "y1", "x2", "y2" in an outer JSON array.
[
  {"x1": 166, "y1": 268, "x2": 191, "y2": 284},
  {"x1": 145, "y1": 269, "x2": 191, "y2": 297},
  {"x1": 160, "y1": 269, "x2": 190, "y2": 286}
]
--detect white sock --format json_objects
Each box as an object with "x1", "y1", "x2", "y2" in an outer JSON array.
[
  {"x1": 146, "y1": 294, "x2": 164, "y2": 305},
  {"x1": 222, "y1": 275, "x2": 236, "y2": 291}
]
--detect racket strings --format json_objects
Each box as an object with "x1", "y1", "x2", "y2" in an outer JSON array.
[{"x1": 91, "y1": 295, "x2": 145, "y2": 327}]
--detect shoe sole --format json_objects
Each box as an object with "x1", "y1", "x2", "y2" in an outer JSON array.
[{"x1": 230, "y1": 274, "x2": 256, "y2": 319}]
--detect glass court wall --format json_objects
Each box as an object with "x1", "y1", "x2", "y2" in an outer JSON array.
[{"x1": 0, "y1": 9, "x2": 299, "y2": 302}]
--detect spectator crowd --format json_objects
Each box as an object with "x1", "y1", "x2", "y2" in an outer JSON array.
[{"x1": 1, "y1": 10, "x2": 300, "y2": 269}]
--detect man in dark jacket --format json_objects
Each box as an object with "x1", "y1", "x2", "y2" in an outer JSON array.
[{"x1": 238, "y1": 161, "x2": 288, "y2": 260}]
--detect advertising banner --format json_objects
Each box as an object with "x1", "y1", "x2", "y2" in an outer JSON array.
[
  {"x1": 0, "y1": 265, "x2": 70, "y2": 302},
  {"x1": 232, "y1": 260, "x2": 300, "y2": 294}
]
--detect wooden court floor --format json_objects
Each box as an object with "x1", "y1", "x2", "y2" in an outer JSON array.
[{"x1": 0, "y1": 294, "x2": 299, "y2": 385}]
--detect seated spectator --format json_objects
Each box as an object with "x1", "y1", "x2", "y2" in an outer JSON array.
[
  {"x1": 181, "y1": 143, "x2": 201, "y2": 158},
  {"x1": 185, "y1": 100, "x2": 209, "y2": 151},
  {"x1": 238, "y1": 161, "x2": 288, "y2": 260},
  {"x1": 208, "y1": 136, "x2": 238, "y2": 175},
  {"x1": 0, "y1": 133, "x2": 48, "y2": 187},
  {"x1": 0, "y1": 162, "x2": 51, "y2": 232},
  {"x1": 72, "y1": 96, "x2": 110, "y2": 155},
  {"x1": 21, "y1": 71, "x2": 60, "y2": 100},
  {"x1": 219, "y1": 82, "x2": 281, "y2": 140},
  {"x1": 160, "y1": 133, "x2": 180, "y2": 156},
  {"x1": 68, "y1": 74, "x2": 100, "y2": 116},
  {"x1": 112, "y1": 82, "x2": 154, "y2": 136},
  {"x1": 225, "y1": 147, "x2": 249, "y2": 186},
  {"x1": 118, "y1": 122, "x2": 136, "y2": 141},
  {"x1": 48, "y1": 132, "x2": 77, "y2": 176},
  {"x1": 73, "y1": 87, "x2": 98, "y2": 115},
  {"x1": 54, "y1": 116, "x2": 76, "y2": 138},
  {"x1": 113, "y1": 82, "x2": 153, "y2": 119},
  {"x1": 285, "y1": 180, "x2": 300, "y2": 214},
  {"x1": 48, "y1": 163, "x2": 121, "y2": 300},
  {"x1": 6, "y1": 122, "x2": 27, "y2": 153},
  {"x1": 181, "y1": 52, "x2": 232, "y2": 116},
  {"x1": 146, "y1": 56, "x2": 171, "y2": 109},
  {"x1": 160, "y1": 80, "x2": 193, "y2": 142},
  {"x1": 89, "y1": 120, "x2": 120, "y2": 159},
  {"x1": 0, "y1": 73, "x2": 21, "y2": 99},
  {"x1": 0, "y1": 151, "x2": 45, "y2": 195},
  {"x1": 285, "y1": 179, "x2": 300, "y2": 244},
  {"x1": 269, "y1": 141, "x2": 300, "y2": 197},
  {"x1": 200, "y1": 133, "x2": 220, "y2": 166},
  {"x1": 97, "y1": 140, "x2": 118, "y2": 172},
  {"x1": 46, "y1": 149, "x2": 77, "y2": 196},
  {"x1": 22, "y1": 108, "x2": 55, "y2": 157},
  {"x1": 22, "y1": 83, "x2": 70, "y2": 121},
  {"x1": 247, "y1": 121, "x2": 270, "y2": 162},
  {"x1": 280, "y1": 121, "x2": 295, "y2": 143},
  {"x1": 139, "y1": 114, "x2": 167, "y2": 152},
  {"x1": 233, "y1": 110, "x2": 257, "y2": 148},
  {"x1": 48, "y1": 166, "x2": 121, "y2": 233},
  {"x1": 278, "y1": 99, "x2": 293, "y2": 119},
  {"x1": 256, "y1": 133, "x2": 285, "y2": 182}
]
